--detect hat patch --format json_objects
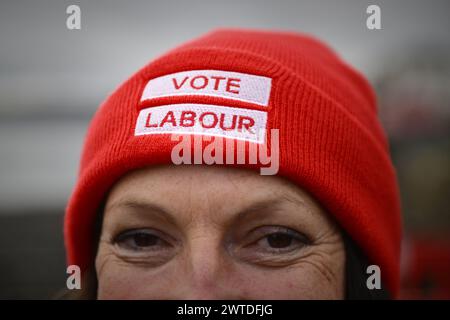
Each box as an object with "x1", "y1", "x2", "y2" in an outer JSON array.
[{"x1": 136, "y1": 70, "x2": 272, "y2": 143}]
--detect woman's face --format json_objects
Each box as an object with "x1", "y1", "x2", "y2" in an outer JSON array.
[{"x1": 95, "y1": 165, "x2": 345, "y2": 299}]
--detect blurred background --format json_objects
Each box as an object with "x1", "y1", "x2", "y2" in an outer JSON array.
[{"x1": 0, "y1": 0, "x2": 449, "y2": 299}]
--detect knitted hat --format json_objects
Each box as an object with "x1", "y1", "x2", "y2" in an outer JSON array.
[{"x1": 65, "y1": 29, "x2": 402, "y2": 295}]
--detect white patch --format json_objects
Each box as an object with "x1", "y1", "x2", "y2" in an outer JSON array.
[
  {"x1": 135, "y1": 103, "x2": 268, "y2": 144},
  {"x1": 140, "y1": 70, "x2": 272, "y2": 106}
]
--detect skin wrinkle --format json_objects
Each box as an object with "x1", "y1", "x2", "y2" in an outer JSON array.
[
  {"x1": 281, "y1": 192, "x2": 312, "y2": 217},
  {"x1": 304, "y1": 228, "x2": 345, "y2": 287},
  {"x1": 95, "y1": 243, "x2": 115, "y2": 276},
  {"x1": 95, "y1": 165, "x2": 345, "y2": 299},
  {"x1": 299, "y1": 247, "x2": 341, "y2": 285}
]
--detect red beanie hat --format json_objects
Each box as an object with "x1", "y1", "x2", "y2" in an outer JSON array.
[{"x1": 65, "y1": 29, "x2": 402, "y2": 295}]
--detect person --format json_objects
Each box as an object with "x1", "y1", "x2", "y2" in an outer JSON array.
[{"x1": 63, "y1": 29, "x2": 402, "y2": 299}]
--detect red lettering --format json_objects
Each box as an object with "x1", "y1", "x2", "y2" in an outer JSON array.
[
  {"x1": 210, "y1": 76, "x2": 226, "y2": 90},
  {"x1": 172, "y1": 76, "x2": 189, "y2": 90},
  {"x1": 171, "y1": 75, "x2": 241, "y2": 94},
  {"x1": 160, "y1": 111, "x2": 177, "y2": 127},
  {"x1": 180, "y1": 111, "x2": 196, "y2": 127},
  {"x1": 199, "y1": 112, "x2": 218, "y2": 129},
  {"x1": 238, "y1": 116, "x2": 255, "y2": 132},
  {"x1": 190, "y1": 75, "x2": 208, "y2": 90},
  {"x1": 145, "y1": 113, "x2": 158, "y2": 128},
  {"x1": 226, "y1": 78, "x2": 241, "y2": 94},
  {"x1": 219, "y1": 113, "x2": 237, "y2": 131}
]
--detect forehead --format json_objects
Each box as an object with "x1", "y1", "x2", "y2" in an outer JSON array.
[
  {"x1": 106, "y1": 165, "x2": 305, "y2": 205},
  {"x1": 103, "y1": 166, "x2": 326, "y2": 226},
  {"x1": 99, "y1": 166, "x2": 338, "y2": 240}
]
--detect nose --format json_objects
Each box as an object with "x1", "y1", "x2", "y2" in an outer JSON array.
[{"x1": 172, "y1": 234, "x2": 247, "y2": 299}]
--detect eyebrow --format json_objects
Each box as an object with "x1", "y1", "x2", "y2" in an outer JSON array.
[
  {"x1": 225, "y1": 197, "x2": 310, "y2": 229},
  {"x1": 105, "y1": 199, "x2": 179, "y2": 226},
  {"x1": 105, "y1": 196, "x2": 309, "y2": 228}
]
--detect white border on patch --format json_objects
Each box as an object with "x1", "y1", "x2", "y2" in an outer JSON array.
[
  {"x1": 135, "y1": 103, "x2": 268, "y2": 144},
  {"x1": 140, "y1": 70, "x2": 272, "y2": 107}
]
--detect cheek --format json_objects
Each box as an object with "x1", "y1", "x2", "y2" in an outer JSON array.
[
  {"x1": 95, "y1": 245, "x2": 345, "y2": 299},
  {"x1": 96, "y1": 264, "x2": 343, "y2": 300},
  {"x1": 95, "y1": 244, "x2": 180, "y2": 299},
  {"x1": 233, "y1": 262, "x2": 344, "y2": 299},
  {"x1": 96, "y1": 261, "x2": 179, "y2": 299}
]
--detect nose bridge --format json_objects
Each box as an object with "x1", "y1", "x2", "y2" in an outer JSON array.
[
  {"x1": 187, "y1": 230, "x2": 223, "y2": 283},
  {"x1": 179, "y1": 229, "x2": 236, "y2": 299}
]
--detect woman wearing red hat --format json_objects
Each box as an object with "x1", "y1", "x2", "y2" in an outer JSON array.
[{"x1": 63, "y1": 29, "x2": 402, "y2": 299}]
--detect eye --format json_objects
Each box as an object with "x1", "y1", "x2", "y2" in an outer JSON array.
[
  {"x1": 114, "y1": 229, "x2": 171, "y2": 252},
  {"x1": 252, "y1": 226, "x2": 310, "y2": 254},
  {"x1": 265, "y1": 232, "x2": 295, "y2": 248}
]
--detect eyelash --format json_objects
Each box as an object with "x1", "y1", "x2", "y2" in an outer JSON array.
[
  {"x1": 113, "y1": 226, "x2": 310, "y2": 255},
  {"x1": 113, "y1": 229, "x2": 171, "y2": 252},
  {"x1": 247, "y1": 226, "x2": 310, "y2": 254}
]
